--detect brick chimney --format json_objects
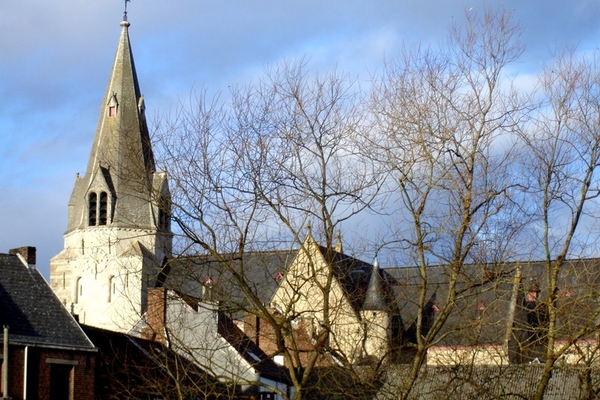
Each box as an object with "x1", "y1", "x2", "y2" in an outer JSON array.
[
  {"x1": 9, "y1": 246, "x2": 36, "y2": 268},
  {"x1": 144, "y1": 288, "x2": 167, "y2": 343}
]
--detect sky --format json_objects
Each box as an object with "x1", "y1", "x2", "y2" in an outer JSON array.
[{"x1": 1, "y1": 0, "x2": 599, "y2": 278}]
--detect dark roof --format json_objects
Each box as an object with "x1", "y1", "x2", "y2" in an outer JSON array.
[
  {"x1": 317, "y1": 246, "x2": 399, "y2": 314},
  {"x1": 385, "y1": 258, "x2": 600, "y2": 347},
  {"x1": 162, "y1": 244, "x2": 400, "y2": 318},
  {"x1": 161, "y1": 250, "x2": 297, "y2": 314},
  {"x1": 218, "y1": 312, "x2": 291, "y2": 384},
  {"x1": 0, "y1": 253, "x2": 95, "y2": 350},
  {"x1": 83, "y1": 324, "x2": 226, "y2": 399}
]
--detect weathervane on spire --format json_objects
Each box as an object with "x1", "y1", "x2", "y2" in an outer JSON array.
[{"x1": 123, "y1": 0, "x2": 131, "y2": 21}]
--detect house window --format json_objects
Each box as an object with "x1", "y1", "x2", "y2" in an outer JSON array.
[
  {"x1": 108, "y1": 106, "x2": 116, "y2": 117},
  {"x1": 74, "y1": 277, "x2": 82, "y2": 303},
  {"x1": 49, "y1": 363, "x2": 73, "y2": 400},
  {"x1": 108, "y1": 275, "x2": 116, "y2": 302},
  {"x1": 88, "y1": 193, "x2": 97, "y2": 226},
  {"x1": 99, "y1": 192, "x2": 108, "y2": 225}
]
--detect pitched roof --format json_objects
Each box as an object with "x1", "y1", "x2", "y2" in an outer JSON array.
[
  {"x1": 377, "y1": 365, "x2": 597, "y2": 400},
  {"x1": 67, "y1": 18, "x2": 161, "y2": 232},
  {"x1": 160, "y1": 250, "x2": 297, "y2": 314},
  {"x1": 162, "y1": 243, "x2": 399, "y2": 317},
  {"x1": 217, "y1": 312, "x2": 291, "y2": 384},
  {"x1": 0, "y1": 253, "x2": 95, "y2": 350},
  {"x1": 385, "y1": 258, "x2": 600, "y2": 347},
  {"x1": 316, "y1": 245, "x2": 399, "y2": 314},
  {"x1": 83, "y1": 324, "x2": 225, "y2": 399}
]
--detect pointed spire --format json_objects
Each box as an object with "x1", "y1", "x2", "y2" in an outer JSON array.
[
  {"x1": 362, "y1": 258, "x2": 388, "y2": 311},
  {"x1": 66, "y1": 18, "x2": 159, "y2": 232},
  {"x1": 86, "y1": 16, "x2": 155, "y2": 179}
]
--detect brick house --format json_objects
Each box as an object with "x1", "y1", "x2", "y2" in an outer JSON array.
[{"x1": 0, "y1": 247, "x2": 96, "y2": 400}]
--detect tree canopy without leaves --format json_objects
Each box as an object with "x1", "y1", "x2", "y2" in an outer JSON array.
[{"x1": 139, "y1": 7, "x2": 600, "y2": 400}]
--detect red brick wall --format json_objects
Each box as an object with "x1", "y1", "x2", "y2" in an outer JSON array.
[
  {"x1": 144, "y1": 288, "x2": 167, "y2": 343},
  {"x1": 1, "y1": 345, "x2": 95, "y2": 400}
]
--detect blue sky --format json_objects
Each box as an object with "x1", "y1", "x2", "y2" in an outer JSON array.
[{"x1": 1, "y1": 1, "x2": 599, "y2": 278}]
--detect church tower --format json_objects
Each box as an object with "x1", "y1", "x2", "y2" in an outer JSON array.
[{"x1": 50, "y1": 16, "x2": 171, "y2": 332}]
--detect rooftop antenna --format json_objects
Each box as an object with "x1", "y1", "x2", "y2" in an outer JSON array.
[{"x1": 123, "y1": 0, "x2": 131, "y2": 21}]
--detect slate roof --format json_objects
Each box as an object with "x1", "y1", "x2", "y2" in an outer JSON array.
[
  {"x1": 162, "y1": 244, "x2": 398, "y2": 319},
  {"x1": 67, "y1": 18, "x2": 162, "y2": 233},
  {"x1": 0, "y1": 253, "x2": 95, "y2": 350},
  {"x1": 160, "y1": 250, "x2": 298, "y2": 314},
  {"x1": 376, "y1": 365, "x2": 599, "y2": 400},
  {"x1": 83, "y1": 324, "x2": 226, "y2": 399},
  {"x1": 385, "y1": 258, "x2": 600, "y2": 347},
  {"x1": 316, "y1": 245, "x2": 399, "y2": 315},
  {"x1": 218, "y1": 312, "x2": 291, "y2": 384}
]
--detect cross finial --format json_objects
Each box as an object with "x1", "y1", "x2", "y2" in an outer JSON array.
[{"x1": 123, "y1": 0, "x2": 131, "y2": 21}]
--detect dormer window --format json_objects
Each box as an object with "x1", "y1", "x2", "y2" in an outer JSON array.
[{"x1": 107, "y1": 92, "x2": 118, "y2": 117}]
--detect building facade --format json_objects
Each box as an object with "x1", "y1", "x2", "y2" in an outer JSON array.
[{"x1": 0, "y1": 248, "x2": 96, "y2": 400}]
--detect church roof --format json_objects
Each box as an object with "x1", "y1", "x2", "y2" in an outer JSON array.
[
  {"x1": 86, "y1": 18, "x2": 155, "y2": 179},
  {"x1": 315, "y1": 245, "x2": 399, "y2": 314},
  {"x1": 0, "y1": 253, "x2": 95, "y2": 350},
  {"x1": 361, "y1": 259, "x2": 388, "y2": 311},
  {"x1": 66, "y1": 17, "x2": 163, "y2": 232},
  {"x1": 160, "y1": 250, "x2": 297, "y2": 314}
]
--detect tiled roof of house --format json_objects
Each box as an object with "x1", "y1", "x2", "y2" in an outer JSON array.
[
  {"x1": 385, "y1": 258, "x2": 600, "y2": 347},
  {"x1": 317, "y1": 246, "x2": 399, "y2": 314},
  {"x1": 217, "y1": 312, "x2": 291, "y2": 384},
  {"x1": 83, "y1": 324, "x2": 226, "y2": 399},
  {"x1": 0, "y1": 253, "x2": 95, "y2": 350},
  {"x1": 377, "y1": 365, "x2": 598, "y2": 399},
  {"x1": 160, "y1": 249, "x2": 297, "y2": 314}
]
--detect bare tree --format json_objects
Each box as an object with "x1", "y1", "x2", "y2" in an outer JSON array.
[
  {"x1": 369, "y1": 8, "x2": 528, "y2": 399},
  {"x1": 150, "y1": 61, "x2": 383, "y2": 399},
  {"x1": 118, "y1": 8, "x2": 600, "y2": 400},
  {"x1": 518, "y1": 47, "x2": 600, "y2": 400}
]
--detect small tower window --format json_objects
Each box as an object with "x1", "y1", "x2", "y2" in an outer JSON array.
[
  {"x1": 158, "y1": 208, "x2": 169, "y2": 231},
  {"x1": 74, "y1": 277, "x2": 82, "y2": 303},
  {"x1": 88, "y1": 193, "x2": 97, "y2": 226},
  {"x1": 108, "y1": 275, "x2": 116, "y2": 302},
  {"x1": 157, "y1": 195, "x2": 170, "y2": 231},
  {"x1": 99, "y1": 192, "x2": 108, "y2": 225},
  {"x1": 107, "y1": 92, "x2": 118, "y2": 117}
]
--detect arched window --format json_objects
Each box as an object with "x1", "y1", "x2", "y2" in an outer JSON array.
[
  {"x1": 108, "y1": 275, "x2": 116, "y2": 302},
  {"x1": 88, "y1": 193, "x2": 97, "y2": 226},
  {"x1": 99, "y1": 192, "x2": 108, "y2": 225},
  {"x1": 74, "y1": 277, "x2": 82, "y2": 304}
]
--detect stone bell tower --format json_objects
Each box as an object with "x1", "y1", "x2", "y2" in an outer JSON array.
[{"x1": 50, "y1": 15, "x2": 171, "y2": 332}]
